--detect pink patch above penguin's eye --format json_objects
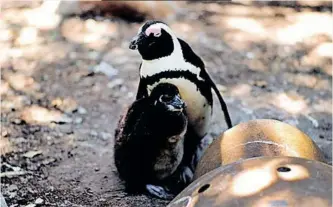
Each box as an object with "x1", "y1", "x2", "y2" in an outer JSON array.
[{"x1": 145, "y1": 25, "x2": 161, "y2": 37}]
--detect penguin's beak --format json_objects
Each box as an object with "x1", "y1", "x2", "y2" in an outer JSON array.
[
  {"x1": 168, "y1": 95, "x2": 186, "y2": 112},
  {"x1": 129, "y1": 35, "x2": 141, "y2": 50}
]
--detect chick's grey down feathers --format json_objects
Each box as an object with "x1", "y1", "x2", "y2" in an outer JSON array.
[{"x1": 114, "y1": 83, "x2": 188, "y2": 199}]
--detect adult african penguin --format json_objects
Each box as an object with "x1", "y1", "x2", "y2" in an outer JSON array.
[
  {"x1": 114, "y1": 83, "x2": 188, "y2": 199},
  {"x1": 129, "y1": 20, "x2": 233, "y2": 141}
]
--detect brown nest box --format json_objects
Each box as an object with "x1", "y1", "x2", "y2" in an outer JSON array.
[
  {"x1": 168, "y1": 156, "x2": 332, "y2": 207},
  {"x1": 194, "y1": 119, "x2": 326, "y2": 179}
]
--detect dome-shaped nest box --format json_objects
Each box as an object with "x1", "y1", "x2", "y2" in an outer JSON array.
[
  {"x1": 194, "y1": 119, "x2": 326, "y2": 179},
  {"x1": 168, "y1": 156, "x2": 332, "y2": 207}
]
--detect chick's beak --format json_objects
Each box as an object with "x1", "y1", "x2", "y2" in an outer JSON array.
[{"x1": 168, "y1": 95, "x2": 186, "y2": 112}]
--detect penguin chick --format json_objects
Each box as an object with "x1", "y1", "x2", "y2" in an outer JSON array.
[{"x1": 114, "y1": 83, "x2": 188, "y2": 199}]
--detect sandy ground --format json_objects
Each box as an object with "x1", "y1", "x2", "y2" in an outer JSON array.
[{"x1": 1, "y1": 2, "x2": 332, "y2": 207}]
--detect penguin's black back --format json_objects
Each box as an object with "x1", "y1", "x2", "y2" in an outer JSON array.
[{"x1": 178, "y1": 38, "x2": 205, "y2": 71}]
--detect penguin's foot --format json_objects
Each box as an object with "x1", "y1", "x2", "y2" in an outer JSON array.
[
  {"x1": 145, "y1": 184, "x2": 174, "y2": 200},
  {"x1": 191, "y1": 135, "x2": 214, "y2": 169},
  {"x1": 180, "y1": 166, "x2": 194, "y2": 185}
]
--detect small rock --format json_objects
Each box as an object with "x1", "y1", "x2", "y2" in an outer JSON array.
[
  {"x1": 21, "y1": 106, "x2": 73, "y2": 124},
  {"x1": 23, "y1": 150, "x2": 42, "y2": 158},
  {"x1": 77, "y1": 107, "x2": 87, "y2": 115},
  {"x1": 1, "y1": 130, "x2": 9, "y2": 137},
  {"x1": 107, "y1": 79, "x2": 124, "y2": 89},
  {"x1": 27, "y1": 187, "x2": 36, "y2": 194},
  {"x1": 62, "y1": 99, "x2": 78, "y2": 114},
  {"x1": 46, "y1": 136, "x2": 53, "y2": 141},
  {"x1": 25, "y1": 204, "x2": 36, "y2": 207},
  {"x1": 42, "y1": 158, "x2": 56, "y2": 165},
  {"x1": 41, "y1": 75, "x2": 49, "y2": 81},
  {"x1": 6, "y1": 73, "x2": 40, "y2": 92},
  {"x1": 52, "y1": 98, "x2": 78, "y2": 114},
  {"x1": 8, "y1": 191, "x2": 17, "y2": 199},
  {"x1": 92, "y1": 61, "x2": 118, "y2": 78},
  {"x1": 99, "y1": 132, "x2": 112, "y2": 141},
  {"x1": 12, "y1": 119, "x2": 24, "y2": 125},
  {"x1": 90, "y1": 131, "x2": 98, "y2": 137},
  {"x1": 93, "y1": 124, "x2": 99, "y2": 129},
  {"x1": 15, "y1": 27, "x2": 39, "y2": 46},
  {"x1": 246, "y1": 52, "x2": 255, "y2": 59},
  {"x1": 13, "y1": 137, "x2": 27, "y2": 144},
  {"x1": 8, "y1": 184, "x2": 18, "y2": 192},
  {"x1": 252, "y1": 80, "x2": 267, "y2": 88},
  {"x1": 94, "y1": 167, "x2": 100, "y2": 172},
  {"x1": 35, "y1": 198, "x2": 44, "y2": 205},
  {"x1": 58, "y1": 125, "x2": 73, "y2": 134},
  {"x1": 0, "y1": 138, "x2": 12, "y2": 155},
  {"x1": 88, "y1": 51, "x2": 100, "y2": 60},
  {"x1": 127, "y1": 92, "x2": 134, "y2": 98},
  {"x1": 74, "y1": 117, "x2": 83, "y2": 124}
]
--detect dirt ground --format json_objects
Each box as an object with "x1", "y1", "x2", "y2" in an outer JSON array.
[{"x1": 1, "y1": 1, "x2": 332, "y2": 207}]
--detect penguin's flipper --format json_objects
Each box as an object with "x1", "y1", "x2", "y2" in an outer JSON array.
[
  {"x1": 145, "y1": 184, "x2": 174, "y2": 200},
  {"x1": 135, "y1": 78, "x2": 148, "y2": 100},
  {"x1": 200, "y1": 70, "x2": 232, "y2": 128}
]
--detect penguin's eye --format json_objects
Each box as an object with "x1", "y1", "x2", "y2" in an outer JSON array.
[
  {"x1": 154, "y1": 32, "x2": 161, "y2": 37},
  {"x1": 159, "y1": 95, "x2": 173, "y2": 103}
]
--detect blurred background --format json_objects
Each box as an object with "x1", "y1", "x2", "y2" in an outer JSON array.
[{"x1": 1, "y1": 1, "x2": 332, "y2": 206}]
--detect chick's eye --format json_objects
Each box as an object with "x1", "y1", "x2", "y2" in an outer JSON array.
[{"x1": 159, "y1": 95, "x2": 173, "y2": 103}]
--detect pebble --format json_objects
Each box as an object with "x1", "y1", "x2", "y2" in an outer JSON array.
[
  {"x1": 23, "y1": 150, "x2": 42, "y2": 158},
  {"x1": 127, "y1": 92, "x2": 134, "y2": 98},
  {"x1": 107, "y1": 79, "x2": 124, "y2": 89},
  {"x1": 252, "y1": 80, "x2": 267, "y2": 88},
  {"x1": 246, "y1": 52, "x2": 255, "y2": 59},
  {"x1": 8, "y1": 191, "x2": 17, "y2": 199},
  {"x1": 42, "y1": 157, "x2": 56, "y2": 165},
  {"x1": 77, "y1": 107, "x2": 87, "y2": 115},
  {"x1": 74, "y1": 117, "x2": 83, "y2": 124},
  {"x1": 8, "y1": 184, "x2": 18, "y2": 192},
  {"x1": 92, "y1": 61, "x2": 118, "y2": 78},
  {"x1": 12, "y1": 119, "x2": 24, "y2": 125},
  {"x1": 21, "y1": 106, "x2": 73, "y2": 124},
  {"x1": 90, "y1": 130, "x2": 98, "y2": 137},
  {"x1": 99, "y1": 132, "x2": 112, "y2": 141},
  {"x1": 35, "y1": 198, "x2": 44, "y2": 205},
  {"x1": 1, "y1": 130, "x2": 9, "y2": 137},
  {"x1": 52, "y1": 98, "x2": 78, "y2": 114},
  {"x1": 58, "y1": 125, "x2": 73, "y2": 134},
  {"x1": 88, "y1": 51, "x2": 100, "y2": 60},
  {"x1": 13, "y1": 137, "x2": 27, "y2": 144}
]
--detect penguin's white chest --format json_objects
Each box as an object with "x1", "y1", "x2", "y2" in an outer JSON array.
[{"x1": 147, "y1": 78, "x2": 212, "y2": 137}]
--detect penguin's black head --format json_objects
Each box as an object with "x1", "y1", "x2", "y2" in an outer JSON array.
[
  {"x1": 129, "y1": 20, "x2": 174, "y2": 60},
  {"x1": 150, "y1": 83, "x2": 186, "y2": 114}
]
